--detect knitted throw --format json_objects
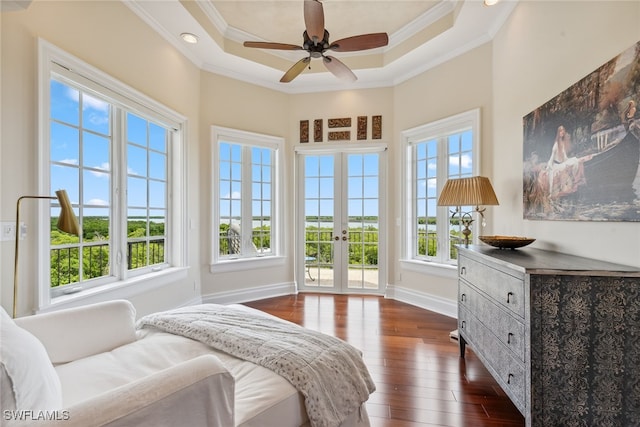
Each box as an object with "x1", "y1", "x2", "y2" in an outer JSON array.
[{"x1": 137, "y1": 304, "x2": 375, "y2": 427}]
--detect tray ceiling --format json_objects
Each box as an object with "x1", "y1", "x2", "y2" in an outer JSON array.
[{"x1": 126, "y1": 0, "x2": 518, "y2": 93}]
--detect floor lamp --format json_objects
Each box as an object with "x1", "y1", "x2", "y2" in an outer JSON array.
[{"x1": 13, "y1": 189, "x2": 80, "y2": 318}]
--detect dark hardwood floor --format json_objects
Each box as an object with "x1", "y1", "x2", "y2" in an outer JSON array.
[{"x1": 244, "y1": 293, "x2": 524, "y2": 427}]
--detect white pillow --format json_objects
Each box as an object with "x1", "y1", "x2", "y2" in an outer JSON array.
[{"x1": 0, "y1": 307, "x2": 62, "y2": 411}]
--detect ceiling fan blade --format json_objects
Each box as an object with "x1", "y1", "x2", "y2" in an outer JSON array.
[
  {"x1": 304, "y1": 0, "x2": 324, "y2": 44},
  {"x1": 244, "y1": 41, "x2": 303, "y2": 51},
  {"x1": 330, "y1": 33, "x2": 389, "y2": 52},
  {"x1": 323, "y1": 56, "x2": 357, "y2": 83},
  {"x1": 280, "y1": 57, "x2": 311, "y2": 83}
]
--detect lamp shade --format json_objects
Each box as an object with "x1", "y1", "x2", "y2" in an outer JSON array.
[
  {"x1": 55, "y1": 189, "x2": 80, "y2": 236},
  {"x1": 437, "y1": 176, "x2": 499, "y2": 207}
]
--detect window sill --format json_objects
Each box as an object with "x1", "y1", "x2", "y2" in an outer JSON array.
[
  {"x1": 210, "y1": 256, "x2": 285, "y2": 274},
  {"x1": 39, "y1": 267, "x2": 190, "y2": 314},
  {"x1": 400, "y1": 259, "x2": 458, "y2": 279}
]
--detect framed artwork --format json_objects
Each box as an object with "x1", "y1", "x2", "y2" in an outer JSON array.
[
  {"x1": 523, "y1": 41, "x2": 640, "y2": 221},
  {"x1": 372, "y1": 115, "x2": 382, "y2": 139},
  {"x1": 314, "y1": 119, "x2": 323, "y2": 142},
  {"x1": 300, "y1": 120, "x2": 309, "y2": 143}
]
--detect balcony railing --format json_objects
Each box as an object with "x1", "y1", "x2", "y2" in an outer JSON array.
[{"x1": 50, "y1": 239, "x2": 165, "y2": 287}]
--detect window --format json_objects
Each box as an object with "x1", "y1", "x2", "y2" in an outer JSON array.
[
  {"x1": 211, "y1": 126, "x2": 283, "y2": 270},
  {"x1": 39, "y1": 40, "x2": 187, "y2": 305},
  {"x1": 403, "y1": 109, "x2": 480, "y2": 265}
]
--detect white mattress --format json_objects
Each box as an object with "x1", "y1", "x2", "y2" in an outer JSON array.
[{"x1": 54, "y1": 329, "x2": 307, "y2": 427}]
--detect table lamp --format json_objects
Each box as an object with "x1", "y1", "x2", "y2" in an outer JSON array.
[{"x1": 437, "y1": 176, "x2": 499, "y2": 247}]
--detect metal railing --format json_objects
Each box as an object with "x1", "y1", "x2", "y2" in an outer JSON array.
[{"x1": 50, "y1": 239, "x2": 165, "y2": 287}]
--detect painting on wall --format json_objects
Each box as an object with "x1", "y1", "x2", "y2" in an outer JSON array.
[{"x1": 523, "y1": 41, "x2": 640, "y2": 221}]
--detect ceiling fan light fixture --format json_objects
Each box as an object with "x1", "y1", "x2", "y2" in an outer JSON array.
[{"x1": 180, "y1": 33, "x2": 199, "y2": 44}]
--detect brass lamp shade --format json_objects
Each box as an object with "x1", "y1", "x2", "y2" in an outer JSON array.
[
  {"x1": 55, "y1": 189, "x2": 80, "y2": 235},
  {"x1": 13, "y1": 189, "x2": 81, "y2": 318},
  {"x1": 437, "y1": 176, "x2": 499, "y2": 207}
]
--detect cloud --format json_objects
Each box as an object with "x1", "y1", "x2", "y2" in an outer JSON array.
[
  {"x1": 55, "y1": 158, "x2": 79, "y2": 166},
  {"x1": 91, "y1": 162, "x2": 110, "y2": 178},
  {"x1": 65, "y1": 87, "x2": 109, "y2": 112},
  {"x1": 87, "y1": 198, "x2": 109, "y2": 206},
  {"x1": 83, "y1": 95, "x2": 109, "y2": 112},
  {"x1": 222, "y1": 191, "x2": 241, "y2": 199},
  {"x1": 449, "y1": 154, "x2": 472, "y2": 170}
]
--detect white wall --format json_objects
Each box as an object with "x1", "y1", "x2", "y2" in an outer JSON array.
[
  {"x1": 391, "y1": 43, "x2": 494, "y2": 308},
  {"x1": 198, "y1": 72, "x2": 291, "y2": 300},
  {"x1": 492, "y1": 0, "x2": 640, "y2": 266}
]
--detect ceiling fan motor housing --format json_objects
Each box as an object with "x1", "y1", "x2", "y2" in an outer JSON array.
[{"x1": 303, "y1": 30, "x2": 331, "y2": 57}]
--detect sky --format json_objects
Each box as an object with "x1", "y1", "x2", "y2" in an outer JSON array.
[
  {"x1": 50, "y1": 78, "x2": 471, "y2": 225},
  {"x1": 50, "y1": 79, "x2": 167, "y2": 220}
]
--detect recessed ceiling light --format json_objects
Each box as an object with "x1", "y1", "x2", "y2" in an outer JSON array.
[
  {"x1": 484, "y1": 0, "x2": 500, "y2": 5},
  {"x1": 180, "y1": 33, "x2": 199, "y2": 44}
]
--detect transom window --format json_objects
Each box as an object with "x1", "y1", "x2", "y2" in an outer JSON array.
[{"x1": 404, "y1": 109, "x2": 480, "y2": 265}]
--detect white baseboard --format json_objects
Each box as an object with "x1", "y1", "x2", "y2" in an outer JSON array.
[
  {"x1": 200, "y1": 282, "x2": 456, "y2": 319},
  {"x1": 178, "y1": 295, "x2": 203, "y2": 307},
  {"x1": 385, "y1": 284, "x2": 457, "y2": 319},
  {"x1": 201, "y1": 282, "x2": 296, "y2": 305}
]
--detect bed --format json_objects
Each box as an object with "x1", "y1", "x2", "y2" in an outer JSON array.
[{"x1": 1, "y1": 300, "x2": 375, "y2": 427}]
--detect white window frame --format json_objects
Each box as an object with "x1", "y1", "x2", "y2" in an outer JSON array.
[
  {"x1": 401, "y1": 109, "x2": 480, "y2": 274},
  {"x1": 37, "y1": 39, "x2": 188, "y2": 312},
  {"x1": 210, "y1": 126, "x2": 285, "y2": 273}
]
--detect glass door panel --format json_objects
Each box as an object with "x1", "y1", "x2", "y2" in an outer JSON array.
[
  {"x1": 303, "y1": 155, "x2": 336, "y2": 288},
  {"x1": 299, "y1": 151, "x2": 382, "y2": 293},
  {"x1": 346, "y1": 153, "x2": 379, "y2": 290}
]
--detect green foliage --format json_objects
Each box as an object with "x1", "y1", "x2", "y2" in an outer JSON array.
[
  {"x1": 416, "y1": 229, "x2": 464, "y2": 259},
  {"x1": 306, "y1": 225, "x2": 380, "y2": 267},
  {"x1": 50, "y1": 216, "x2": 165, "y2": 287}
]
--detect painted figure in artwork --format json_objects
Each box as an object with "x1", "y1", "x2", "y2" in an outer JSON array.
[
  {"x1": 544, "y1": 125, "x2": 585, "y2": 198},
  {"x1": 623, "y1": 99, "x2": 639, "y2": 138}
]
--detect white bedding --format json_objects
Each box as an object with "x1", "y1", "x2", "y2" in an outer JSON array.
[
  {"x1": 136, "y1": 304, "x2": 375, "y2": 427},
  {"x1": 55, "y1": 329, "x2": 308, "y2": 427}
]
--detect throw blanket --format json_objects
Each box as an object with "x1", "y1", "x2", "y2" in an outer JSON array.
[{"x1": 136, "y1": 304, "x2": 376, "y2": 427}]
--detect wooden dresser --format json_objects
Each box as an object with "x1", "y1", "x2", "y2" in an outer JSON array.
[{"x1": 457, "y1": 245, "x2": 640, "y2": 427}]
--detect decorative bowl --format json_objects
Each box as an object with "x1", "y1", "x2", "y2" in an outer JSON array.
[{"x1": 479, "y1": 235, "x2": 536, "y2": 250}]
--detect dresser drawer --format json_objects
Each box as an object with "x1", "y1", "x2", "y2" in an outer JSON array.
[
  {"x1": 458, "y1": 305, "x2": 472, "y2": 337},
  {"x1": 459, "y1": 280, "x2": 525, "y2": 362},
  {"x1": 459, "y1": 254, "x2": 525, "y2": 318},
  {"x1": 467, "y1": 315, "x2": 526, "y2": 412}
]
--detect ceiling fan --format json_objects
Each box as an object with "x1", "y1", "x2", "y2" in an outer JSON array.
[{"x1": 243, "y1": 0, "x2": 389, "y2": 83}]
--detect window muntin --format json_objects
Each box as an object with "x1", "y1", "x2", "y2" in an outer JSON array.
[
  {"x1": 212, "y1": 127, "x2": 281, "y2": 265},
  {"x1": 405, "y1": 109, "x2": 479, "y2": 265},
  {"x1": 41, "y1": 41, "x2": 185, "y2": 304},
  {"x1": 49, "y1": 78, "x2": 172, "y2": 295},
  {"x1": 49, "y1": 79, "x2": 113, "y2": 288},
  {"x1": 126, "y1": 113, "x2": 168, "y2": 271}
]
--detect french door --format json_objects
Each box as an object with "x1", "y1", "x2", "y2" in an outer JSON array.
[{"x1": 297, "y1": 148, "x2": 385, "y2": 294}]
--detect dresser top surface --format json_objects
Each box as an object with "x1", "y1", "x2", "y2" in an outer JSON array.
[{"x1": 459, "y1": 245, "x2": 640, "y2": 276}]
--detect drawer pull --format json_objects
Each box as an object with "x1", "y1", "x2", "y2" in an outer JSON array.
[
  {"x1": 507, "y1": 332, "x2": 514, "y2": 344},
  {"x1": 507, "y1": 291, "x2": 514, "y2": 304},
  {"x1": 507, "y1": 373, "x2": 514, "y2": 384},
  {"x1": 461, "y1": 320, "x2": 466, "y2": 329},
  {"x1": 460, "y1": 293, "x2": 466, "y2": 302},
  {"x1": 460, "y1": 266, "x2": 466, "y2": 275}
]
